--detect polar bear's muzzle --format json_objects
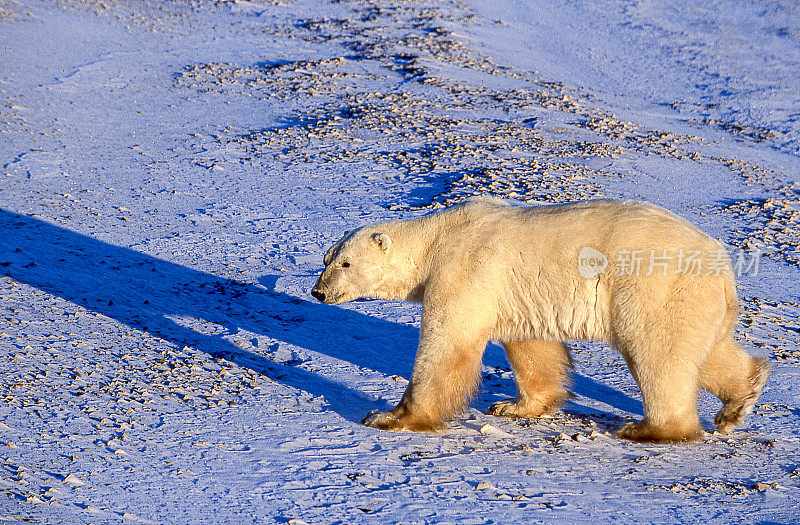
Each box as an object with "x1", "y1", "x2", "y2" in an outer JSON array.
[
  {"x1": 311, "y1": 275, "x2": 345, "y2": 304},
  {"x1": 311, "y1": 285, "x2": 346, "y2": 305}
]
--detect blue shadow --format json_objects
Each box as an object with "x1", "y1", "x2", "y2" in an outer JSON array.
[
  {"x1": 0, "y1": 209, "x2": 420, "y2": 422},
  {"x1": 0, "y1": 208, "x2": 644, "y2": 424}
]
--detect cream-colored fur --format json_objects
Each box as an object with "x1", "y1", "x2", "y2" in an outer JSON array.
[{"x1": 312, "y1": 198, "x2": 770, "y2": 443}]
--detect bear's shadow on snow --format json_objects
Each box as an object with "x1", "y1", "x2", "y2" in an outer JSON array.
[{"x1": 0, "y1": 209, "x2": 643, "y2": 426}]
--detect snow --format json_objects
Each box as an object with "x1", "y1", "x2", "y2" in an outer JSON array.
[{"x1": 0, "y1": 0, "x2": 798, "y2": 523}]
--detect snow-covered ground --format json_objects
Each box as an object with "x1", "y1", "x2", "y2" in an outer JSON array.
[{"x1": 0, "y1": 0, "x2": 798, "y2": 522}]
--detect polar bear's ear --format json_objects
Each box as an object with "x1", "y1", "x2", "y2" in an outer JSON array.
[
  {"x1": 323, "y1": 244, "x2": 338, "y2": 266},
  {"x1": 372, "y1": 232, "x2": 393, "y2": 253}
]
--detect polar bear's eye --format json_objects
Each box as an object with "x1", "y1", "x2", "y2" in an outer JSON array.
[{"x1": 341, "y1": 261, "x2": 351, "y2": 268}]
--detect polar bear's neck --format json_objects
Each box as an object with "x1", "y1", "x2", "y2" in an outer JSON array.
[{"x1": 377, "y1": 216, "x2": 438, "y2": 303}]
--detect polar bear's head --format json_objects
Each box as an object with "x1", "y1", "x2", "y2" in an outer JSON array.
[{"x1": 311, "y1": 228, "x2": 396, "y2": 305}]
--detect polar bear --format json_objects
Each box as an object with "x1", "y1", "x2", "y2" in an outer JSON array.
[{"x1": 311, "y1": 198, "x2": 769, "y2": 443}]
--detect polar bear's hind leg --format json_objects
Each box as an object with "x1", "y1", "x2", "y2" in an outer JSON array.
[
  {"x1": 699, "y1": 339, "x2": 771, "y2": 434},
  {"x1": 614, "y1": 281, "x2": 719, "y2": 443}
]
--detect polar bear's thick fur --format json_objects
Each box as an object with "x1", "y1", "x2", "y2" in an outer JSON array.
[{"x1": 312, "y1": 198, "x2": 769, "y2": 443}]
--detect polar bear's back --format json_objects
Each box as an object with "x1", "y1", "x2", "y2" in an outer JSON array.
[
  {"x1": 444, "y1": 198, "x2": 720, "y2": 255},
  {"x1": 421, "y1": 198, "x2": 733, "y2": 343}
]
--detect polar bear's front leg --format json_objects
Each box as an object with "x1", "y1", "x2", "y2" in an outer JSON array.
[
  {"x1": 362, "y1": 305, "x2": 490, "y2": 432},
  {"x1": 488, "y1": 341, "x2": 572, "y2": 419}
]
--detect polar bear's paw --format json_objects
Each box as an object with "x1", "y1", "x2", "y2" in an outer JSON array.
[
  {"x1": 361, "y1": 407, "x2": 439, "y2": 432},
  {"x1": 361, "y1": 410, "x2": 401, "y2": 430},
  {"x1": 488, "y1": 392, "x2": 566, "y2": 419},
  {"x1": 714, "y1": 357, "x2": 771, "y2": 434},
  {"x1": 616, "y1": 420, "x2": 702, "y2": 444}
]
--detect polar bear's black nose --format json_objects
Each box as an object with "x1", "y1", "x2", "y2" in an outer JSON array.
[{"x1": 311, "y1": 289, "x2": 326, "y2": 302}]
